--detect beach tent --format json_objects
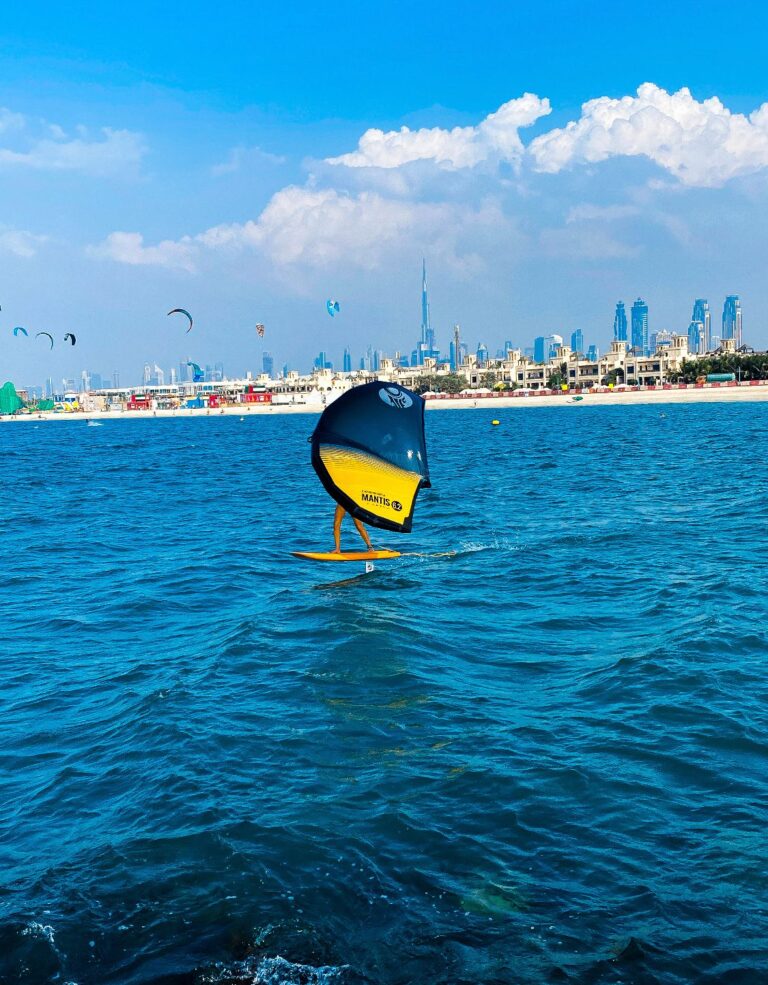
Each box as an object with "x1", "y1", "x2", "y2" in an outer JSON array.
[{"x1": 0, "y1": 382, "x2": 22, "y2": 415}]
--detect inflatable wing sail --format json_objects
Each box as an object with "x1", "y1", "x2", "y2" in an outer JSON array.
[{"x1": 311, "y1": 382, "x2": 430, "y2": 533}]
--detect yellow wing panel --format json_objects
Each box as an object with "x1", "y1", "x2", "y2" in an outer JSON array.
[{"x1": 319, "y1": 445, "x2": 421, "y2": 526}]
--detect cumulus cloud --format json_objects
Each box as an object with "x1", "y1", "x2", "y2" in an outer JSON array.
[
  {"x1": 197, "y1": 186, "x2": 488, "y2": 269},
  {"x1": 88, "y1": 232, "x2": 196, "y2": 272},
  {"x1": 529, "y1": 83, "x2": 768, "y2": 188},
  {"x1": 90, "y1": 186, "x2": 511, "y2": 281},
  {"x1": 88, "y1": 82, "x2": 768, "y2": 286},
  {"x1": 326, "y1": 93, "x2": 551, "y2": 170}
]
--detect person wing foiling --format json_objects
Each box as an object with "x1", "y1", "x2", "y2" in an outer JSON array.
[{"x1": 311, "y1": 382, "x2": 430, "y2": 547}]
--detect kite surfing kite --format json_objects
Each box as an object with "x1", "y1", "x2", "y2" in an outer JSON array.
[
  {"x1": 36, "y1": 332, "x2": 54, "y2": 349},
  {"x1": 64, "y1": 333, "x2": 76, "y2": 346},
  {"x1": 187, "y1": 361, "x2": 204, "y2": 383},
  {"x1": 256, "y1": 324, "x2": 265, "y2": 337},
  {"x1": 168, "y1": 308, "x2": 193, "y2": 333},
  {"x1": 12, "y1": 327, "x2": 28, "y2": 337},
  {"x1": 293, "y1": 382, "x2": 431, "y2": 571},
  {"x1": 326, "y1": 300, "x2": 340, "y2": 317}
]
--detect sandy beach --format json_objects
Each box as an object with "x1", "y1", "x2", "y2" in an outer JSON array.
[{"x1": 4, "y1": 381, "x2": 768, "y2": 422}]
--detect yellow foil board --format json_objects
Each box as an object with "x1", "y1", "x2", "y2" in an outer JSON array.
[{"x1": 292, "y1": 549, "x2": 401, "y2": 563}]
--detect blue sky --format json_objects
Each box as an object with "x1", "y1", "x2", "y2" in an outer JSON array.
[{"x1": 3, "y1": 0, "x2": 768, "y2": 386}]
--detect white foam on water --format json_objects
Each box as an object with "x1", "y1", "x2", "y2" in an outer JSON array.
[
  {"x1": 459, "y1": 534, "x2": 524, "y2": 554},
  {"x1": 200, "y1": 954, "x2": 348, "y2": 984},
  {"x1": 21, "y1": 921, "x2": 56, "y2": 945}
]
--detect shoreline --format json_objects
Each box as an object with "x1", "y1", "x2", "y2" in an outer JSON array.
[{"x1": 4, "y1": 383, "x2": 768, "y2": 422}]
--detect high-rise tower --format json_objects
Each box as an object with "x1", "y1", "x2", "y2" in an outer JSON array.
[
  {"x1": 613, "y1": 301, "x2": 628, "y2": 342},
  {"x1": 421, "y1": 258, "x2": 434, "y2": 351},
  {"x1": 722, "y1": 296, "x2": 742, "y2": 347},
  {"x1": 689, "y1": 299, "x2": 711, "y2": 354},
  {"x1": 414, "y1": 259, "x2": 439, "y2": 365},
  {"x1": 450, "y1": 324, "x2": 461, "y2": 371},
  {"x1": 630, "y1": 298, "x2": 649, "y2": 355}
]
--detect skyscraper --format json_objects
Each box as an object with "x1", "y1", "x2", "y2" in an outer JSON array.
[
  {"x1": 613, "y1": 302, "x2": 627, "y2": 342},
  {"x1": 421, "y1": 259, "x2": 433, "y2": 350},
  {"x1": 262, "y1": 351, "x2": 274, "y2": 376},
  {"x1": 722, "y1": 296, "x2": 742, "y2": 347},
  {"x1": 570, "y1": 329, "x2": 584, "y2": 354},
  {"x1": 476, "y1": 343, "x2": 488, "y2": 368},
  {"x1": 342, "y1": 347, "x2": 352, "y2": 373},
  {"x1": 534, "y1": 334, "x2": 562, "y2": 362},
  {"x1": 450, "y1": 325, "x2": 461, "y2": 371},
  {"x1": 414, "y1": 259, "x2": 439, "y2": 365},
  {"x1": 586, "y1": 344, "x2": 599, "y2": 362},
  {"x1": 688, "y1": 299, "x2": 711, "y2": 354},
  {"x1": 630, "y1": 298, "x2": 649, "y2": 355}
]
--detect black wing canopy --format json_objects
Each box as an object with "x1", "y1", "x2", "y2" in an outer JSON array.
[{"x1": 311, "y1": 382, "x2": 430, "y2": 533}]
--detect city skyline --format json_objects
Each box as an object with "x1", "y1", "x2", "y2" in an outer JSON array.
[
  {"x1": 41, "y1": 283, "x2": 749, "y2": 395},
  {"x1": 5, "y1": 3, "x2": 768, "y2": 385}
]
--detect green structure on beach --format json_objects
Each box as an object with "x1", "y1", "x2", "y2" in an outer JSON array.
[{"x1": 0, "y1": 382, "x2": 22, "y2": 415}]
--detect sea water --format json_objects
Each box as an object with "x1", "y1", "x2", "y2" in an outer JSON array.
[{"x1": 1, "y1": 404, "x2": 767, "y2": 984}]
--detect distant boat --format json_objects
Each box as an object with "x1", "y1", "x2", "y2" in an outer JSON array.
[{"x1": 86, "y1": 420, "x2": 103, "y2": 427}]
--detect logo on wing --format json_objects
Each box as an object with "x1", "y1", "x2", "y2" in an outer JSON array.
[{"x1": 378, "y1": 385, "x2": 413, "y2": 410}]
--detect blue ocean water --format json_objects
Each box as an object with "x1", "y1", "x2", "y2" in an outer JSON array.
[{"x1": 2, "y1": 404, "x2": 768, "y2": 985}]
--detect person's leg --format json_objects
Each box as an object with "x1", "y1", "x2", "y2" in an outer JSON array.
[
  {"x1": 353, "y1": 517, "x2": 373, "y2": 550},
  {"x1": 333, "y1": 505, "x2": 344, "y2": 552}
]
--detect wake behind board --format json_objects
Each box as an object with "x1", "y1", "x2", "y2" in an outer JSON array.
[{"x1": 292, "y1": 549, "x2": 401, "y2": 562}]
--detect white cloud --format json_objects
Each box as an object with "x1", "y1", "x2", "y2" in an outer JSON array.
[
  {"x1": 0, "y1": 229, "x2": 48, "y2": 257},
  {"x1": 87, "y1": 232, "x2": 196, "y2": 272},
  {"x1": 0, "y1": 108, "x2": 25, "y2": 133},
  {"x1": 0, "y1": 127, "x2": 146, "y2": 176},
  {"x1": 326, "y1": 93, "x2": 551, "y2": 170},
  {"x1": 211, "y1": 145, "x2": 286, "y2": 176},
  {"x1": 529, "y1": 83, "x2": 768, "y2": 188},
  {"x1": 539, "y1": 225, "x2": 640, "y2": 260},
  {"x1": 90, "y1": 187, "x2": 512, "y2": 280},
  {"x1": 195, "y1": 186, "x2": 450, "y2": 268}
]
